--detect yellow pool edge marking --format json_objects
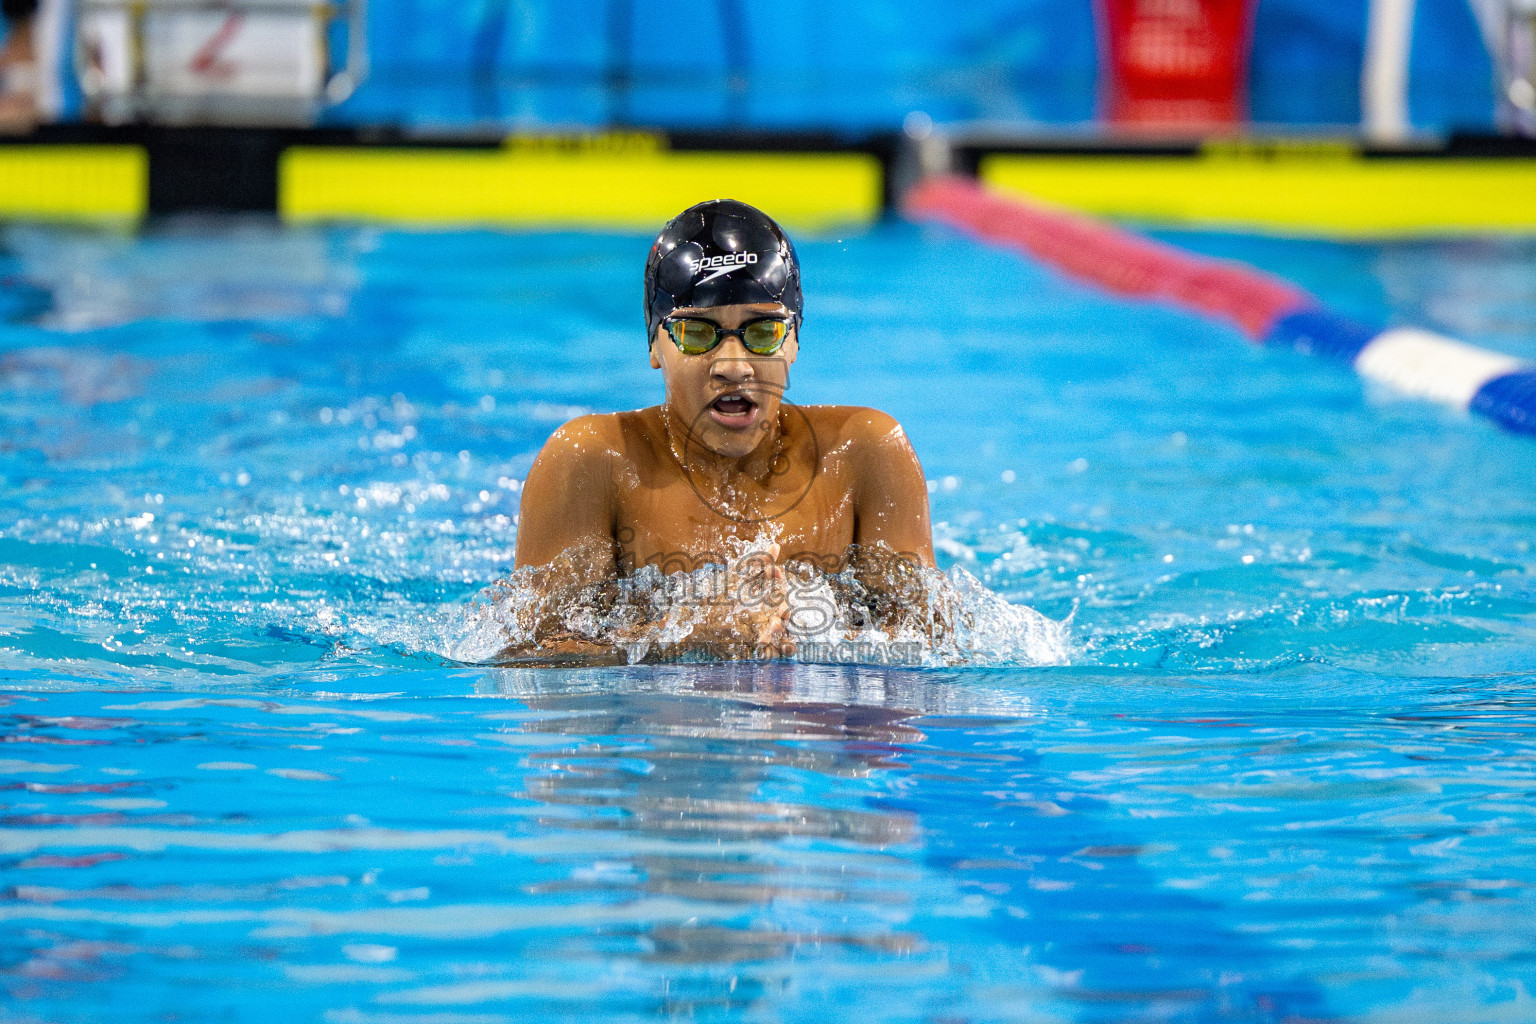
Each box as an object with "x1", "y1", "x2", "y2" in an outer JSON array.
[
  {"x1": 279, "y1": 146, "x2": 882, "y2": 232},
  {"x1": 4, "y1": 136, "x2": 1529, "y2": 236},
  {"x1": 981, "y1": 150, "x2": 1536, "y2": 236},
  {"x1": 0, "y1": 146, "x2": 147, "y2": 221}
]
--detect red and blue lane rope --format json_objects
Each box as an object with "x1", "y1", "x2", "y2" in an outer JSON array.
[{"x1": 904, "y1": 175, "x2": 1536, "y2": 437}]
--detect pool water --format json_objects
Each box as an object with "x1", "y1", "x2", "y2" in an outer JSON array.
[{"x1": 1, "y1": 218, "x2": 1534, "y2": 1022}]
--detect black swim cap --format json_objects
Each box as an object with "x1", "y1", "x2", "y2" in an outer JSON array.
[{"x1": 643, "y1": 199, "x2": 802, "y2": 345}]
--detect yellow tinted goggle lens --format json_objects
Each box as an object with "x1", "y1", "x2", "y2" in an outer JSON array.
[
  {"x1": 665, "y1": 317, "x2": 790, "y2": 355},
  {"x1": 742, "y1": 319, "x2": 788, "y2": 353},
  {"x1": 667, "y1": 319, "x2": 719, "y2": 354}
]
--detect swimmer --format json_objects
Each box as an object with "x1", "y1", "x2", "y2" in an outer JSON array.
[{"x1": 502, "y1": 199, "x2": 935, "y2": 663}]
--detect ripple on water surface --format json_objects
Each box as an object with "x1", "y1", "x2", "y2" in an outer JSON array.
[{"x1": 0, "y1": 222, "x2": 1534, "y2": 1022}]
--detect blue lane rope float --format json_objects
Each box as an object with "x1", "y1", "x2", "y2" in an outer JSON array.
[
  {"x1": 1267, "y1": 311, "x2": 1535, "y2": 434},
  {"x1": 906, "y1": 175, "x2": 1536, "y2": 438}
]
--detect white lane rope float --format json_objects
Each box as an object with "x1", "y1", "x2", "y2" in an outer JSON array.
[{"x1": 905, "y1": 175, "x2": 1536, "y2": 438}]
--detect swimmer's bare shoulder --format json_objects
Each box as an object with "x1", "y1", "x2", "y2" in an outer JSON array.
[
  {"x1": 805, "y1": 405, "x2": 936, "y2": 567},
  {"x1": 514, "y1": 413, "x2": 623, "y2": 569}
]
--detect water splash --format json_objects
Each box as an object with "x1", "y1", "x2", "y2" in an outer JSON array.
[{"x1": 447, "y1": 543, "x2": 1071, "y2": 668}]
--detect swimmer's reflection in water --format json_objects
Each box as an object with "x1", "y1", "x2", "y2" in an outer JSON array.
[
  {"x1": 484, "y1": 200, "x2": 954, "y2": 665},
  {"x1": 479, "y1": 664, "x2": 927, "y2": 979}
]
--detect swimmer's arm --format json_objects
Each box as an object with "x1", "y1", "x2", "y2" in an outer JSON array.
[
  {"x1": 848, "y1": 409, "x2": 936, "y2": 568},
  {"x1": 505, "y1": 416, "x2": 783, "y2": 665},
  {"x1": 514, "y1": 414, "x2": 618, "y2": 573},
  {"x1": 838, "y1": 409, "x2": 948, "y2": 641},
  {"x1": 491, "y1": 416, "x2": 629, "y2": 663}
]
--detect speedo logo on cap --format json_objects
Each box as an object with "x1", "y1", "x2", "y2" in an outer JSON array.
[{"x1": 692, "y1": 251, "x2": 758, "y2": 285}]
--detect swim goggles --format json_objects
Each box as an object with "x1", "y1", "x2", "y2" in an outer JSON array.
[{"x1": 662, "y1": 315, "x2": 792, "y2": 356}]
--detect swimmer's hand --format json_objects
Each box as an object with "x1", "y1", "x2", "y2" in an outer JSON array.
[
  {"x1": 482, "y1": 539, "x2": 797, "y2": 665},
  {"x1": 687, "y1": 543, "x2": 797, "y2": 660}
]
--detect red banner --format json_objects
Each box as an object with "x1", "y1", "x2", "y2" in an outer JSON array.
[{"x1": 1097, "y1": 0, "x2": 1255, "y2": 130}]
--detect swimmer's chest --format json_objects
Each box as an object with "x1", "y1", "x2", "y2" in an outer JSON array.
[{"x1": 614, "y1": 456, "x2": 856, "y2": 568}]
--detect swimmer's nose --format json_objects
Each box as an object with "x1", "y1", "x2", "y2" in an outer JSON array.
[{"x1": 709, "y1": 339, "x2": 756, "y2": 384}]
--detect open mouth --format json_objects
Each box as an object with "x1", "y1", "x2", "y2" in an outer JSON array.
[{"x1": 709, "y1": 392, "x2": 759, "y2": 426}]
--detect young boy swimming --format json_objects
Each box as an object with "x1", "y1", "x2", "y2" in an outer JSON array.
[{"x1": 502, "y1": 199, "x2": 935, "y2": 663}]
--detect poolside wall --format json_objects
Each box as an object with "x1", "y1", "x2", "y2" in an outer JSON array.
[
  {"x1": 3, "y1": 125, "x2": 1536, "y2": 237},
  {"x1": 0, "y1": 127, "x2": 888, "y2": 232},
  {"x1": 1, "y1": 0, "x2": 1528, "y2": 232},
  {"x1": 972, "y1": 137, "x2": 1536, "y2": 237}
]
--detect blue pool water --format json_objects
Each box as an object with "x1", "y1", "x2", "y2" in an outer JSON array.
[{"x1": 1, "y1": 218, "x2": 1534, "y2": 1022}]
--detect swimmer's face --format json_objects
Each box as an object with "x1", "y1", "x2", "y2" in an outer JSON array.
[{"x1": 650, "y1": 301, "x2": 799, "y2": 459}]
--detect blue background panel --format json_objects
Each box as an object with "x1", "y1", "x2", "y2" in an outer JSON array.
[
  {"x1": 0, "y1": 1, "x2": 1503, "y2": 135},
  {"x1": 326, "y1": 0, "x2": 1495, "y2": 134}
]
